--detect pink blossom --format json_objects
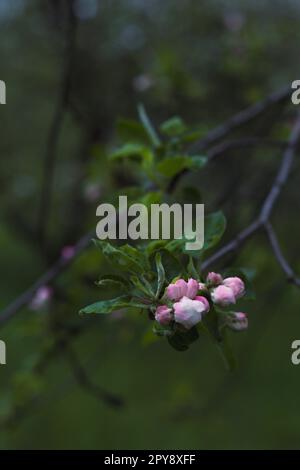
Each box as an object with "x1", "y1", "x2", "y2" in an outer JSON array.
[
  {"x1": 84, "y1": 183, "x2": 102, "y2": 203},
  {"x1": 61, "y1": 245, "x2": 76, "y2": 261},
  {"x1": 206, "y1": 272, "x2": 223, "y2": 286},
  {"x1": 166, "y1": 279, "x2": 188, "y2": 301},
  {"x1": 195, "y1": 296, "x2": 210, "y2": 313},
  {"x1": 211, "y1": 285, "x2": 236, "y2": 306},
  {"x1": 155, "y1": 305, "x2": 173, "y2": 325},
  {"x1": 223, "y1": 277, "x2": 245, "y2": 299},
  {"x1": 173, "y1": 296, "x2": 207, "y2": 329},
  {"x1": 226, "y1": 312, "x2": 248, "y2": 331},
  {"x1": 185, "y1": 278, "x2": 199, "y2": 299},
  {"x1": 30, "y1": 286, "x2": 53, "y2": 310}
]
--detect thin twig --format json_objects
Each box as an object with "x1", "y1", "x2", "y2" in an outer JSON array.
[
  {"x1": 0, "y1": 230, "x2": 94, "y2": 326},
  {"x1": 264, "y1": 222, "x2": 300, "y2": 287},
  {"x1": 190, "y1": 85, "x2": 291, "y2": 153},
  {"x1": 207, "y1": 137, "x2": 288, "y2": 160},
  {"x1": 167, "y1": 85, "x2": 291, "y2": 192},
  {"x1": 64, "y1": 345, "x2": 124, "y2": 408},
  {"x1": 37, "y1": 1, "x2": 77, "y2": 247}
]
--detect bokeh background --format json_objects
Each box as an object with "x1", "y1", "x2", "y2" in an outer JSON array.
[{"x1": 0, "y1": 0, "x2": 300, "y2": 449}]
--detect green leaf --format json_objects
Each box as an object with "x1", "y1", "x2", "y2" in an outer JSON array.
[
  {"x1": 155, "y1": 252, "x2": 165, "y2": 298},
  {"x1": 96, "y1": 275, "x2": 128, "y2": 289},
  {"x1": 157, "y1": 154, "x2": 207, "y2": 178},
  {"x1": 149, "y1": 247, "x2": 183, "y2": 283},
  {"x1": 131, "y1": 275, "x2": 155, "y2": 298},
  {"x1": 79, "y1": 296, "x2": 132, "y2": 315},
  {"x1": 187, "y1": 256, "x2": 199, "y2": 279},
  {"x1": 160, "y1": 116, "x2": 187, "y2": 136},
  {"x1": 109, "y1": 143, "x2": 153, "y2": 169},
  {"x1": 116, "y1": 118, "x2": 150, "y2": 144},
  {"x1": 138, "y1": 103, "x2": 160, "y2": 147},
  {"x1": 157, "y1": 155, "x2": 191, "y2": 178},
  {"x1": 168, "y1": 334, "x2": 189, "y2": 351},
  {"x1": 190, "y1": 155, "x2": 207, "y2": 168},
  {"x1": 153, "y1": 323, "x2": 174, "y2": 337},
  {"x1": 140, "y1": 191, "x2": 162, "y2": 207},
  {"x1": 167, "y1": 326, "x2": 199, "y2": 351},
  {"x1": 94, "y1": 240, "x2": 147, "y2": 274},
  {"x1": 203, "y1": 211, "x2": 226, "y2": 252}
]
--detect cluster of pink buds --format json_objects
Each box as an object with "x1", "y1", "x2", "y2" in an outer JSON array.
[{"x1": 154, "y1": 272, "x2": 248, "y2": 331}]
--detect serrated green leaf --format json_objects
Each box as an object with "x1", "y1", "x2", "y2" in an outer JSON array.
[
  {"x1": 79, "y1": 296, "x2": 131, "y2": 315},
  {"x1": 131, "y1": 275, "x2": 155, "y2": 298},
  {"x1": 94, "y1": 240, "x2": 147, "y2": 274},
  {"x1": 96, "y1": 275, "x2": 128, "y2": 289}
]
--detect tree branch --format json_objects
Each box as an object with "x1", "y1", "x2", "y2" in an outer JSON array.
[
  {"x1": 203, "y1": 113, "x2": 300, "y2": 288},
  {"x1": 264, "y1": 222, "x2": 300, "y2": 287},
  {"x1": 64, "y1": 345, "x2": 124, "y2": 408}
]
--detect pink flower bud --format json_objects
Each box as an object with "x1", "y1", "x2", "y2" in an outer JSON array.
[
  {"x1": 166, "y1": 279, "x2": 187, "y2": 301},
  {"x1": 226, "y1": 312, "x2": 248, "y2": 331},
  {"x1": 195, "y1": 296, "x2": 210, "y2": 313},
  {"x1": 174, "y1": 296, "x2": 207, "y2": 329},
  {"x1": 186, "y1": 278, "x2": 199, "y2": 299},
  {"x1": 223, "y1": 277, "x2": 245, "y2": 299},
  {"x1": 30, "y1": 286, "x2": 53, "y2": 310},
  {"x1": 211, "y1": 285, "x2": 236, "y2": 306},
  {"x1": 155, "y1": 305, "x2": 173, "y2": 325},
  {"x1": 206, "y1": 272, "x2": 223, "y2": 286},
  {"x1": 61, "y1": 245, "x2": 76, "y2": 261}
]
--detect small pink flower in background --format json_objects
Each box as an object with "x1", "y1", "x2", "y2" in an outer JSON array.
[
  {"x1": 206, "y1": 272, "x2": 223, "y2": 286},
  {"x1": 155, "y1": 305, "x2": 173, "y2": 325},
  {"x1": 83, "y1": 183, "x2": 102, "y2": 203},
  {"x1": 223, "y1": 10, "x2": 245, "y2": 33},
  {"x1": 29, "y1": 286, "x2": 53, "y2": 310},
  {"x1": 226, "y1": 312, "x2": 248, "y2": 331},
  {"x1": 194, "y1": 296, "x2": 210, "y2": 313},
  {"x1": 166, "y1": 279, "x2": 187, "y2": 301},
  {"x1": 223, "y1": 277, "x2": 245, "y2": 299},
  {"x1": 61, "y1": 245, "x2": 76, "y2": 261},
  {"x1": 132, "y1": 74, "x2": 154, "y2": 92},
  {"x1": 185, "y1": 278, "x2": 199, "y2": 299},
  {"x1": 211, "y1": 285, "x2": 236, "y2": 306},
  {"x1": 173, "y1": 296, "x2": 207, "y2": 329}
]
